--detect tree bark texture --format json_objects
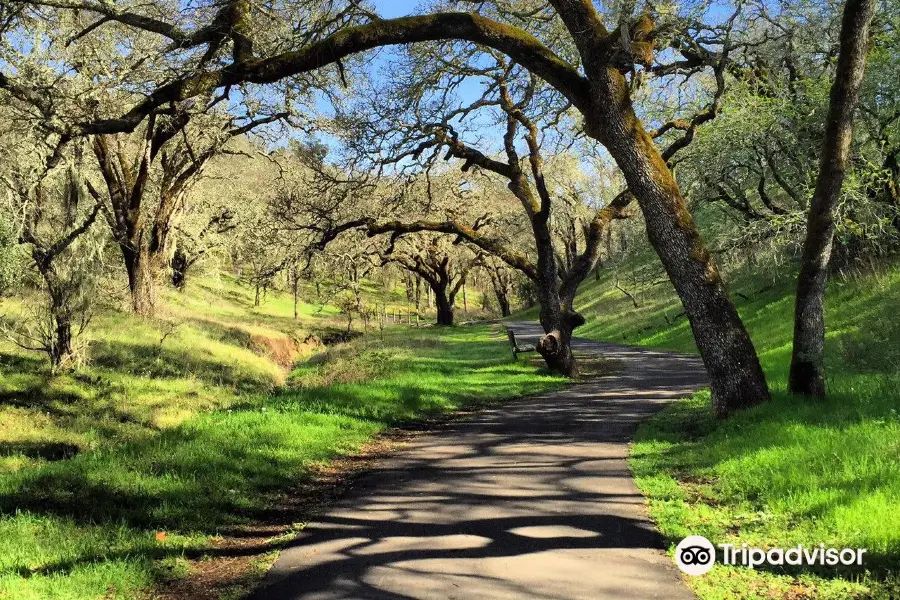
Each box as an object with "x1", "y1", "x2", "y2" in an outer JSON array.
[
  {"x1": 790, "y1": 0, "x2": 877, "y2": 397},
  {"x1": 581, "y1": 65, "x2": 769, "y2": 417}
]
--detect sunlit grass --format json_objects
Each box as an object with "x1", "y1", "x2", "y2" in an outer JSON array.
[
  {"x1": 0, "y1": 275, "x2": 562, "y2": 599},
  {"x1": 561, "y1": 260, "x2": 900, "y2": 598}
]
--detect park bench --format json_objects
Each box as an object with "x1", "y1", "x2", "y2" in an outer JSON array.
[{"x1": 506, "y1": 329, "x2": 536, "y2": 360}]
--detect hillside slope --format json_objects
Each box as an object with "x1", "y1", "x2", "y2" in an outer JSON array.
[{"x1": 561, "y1": 259, "x2": 900, "y2": 598}]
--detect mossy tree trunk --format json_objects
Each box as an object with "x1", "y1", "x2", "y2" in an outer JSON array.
[
  {"x1": 585, "y1": 83, "x2": 769, "y2": 417},
  {"x1": 790, "y1": 0, "x2": 878, "y2": 397},
  {"x1": 122, "y1": 243, "x2": 160, "y2": 317},
  {"x1": 556, "y1": 6, "x2": 770, "y2": 416}
]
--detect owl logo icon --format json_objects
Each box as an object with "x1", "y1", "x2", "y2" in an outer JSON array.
[{"x1": 675, "y1": 536, "x2": 716, "y2": 575}]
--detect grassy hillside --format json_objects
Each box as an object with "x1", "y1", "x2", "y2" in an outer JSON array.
[
  {"x1": 0, "y1": 275, "x2": 562, "y2": 600},
  {"x1": 564, "y1": 257, "x2": 900, "y2": 598}
]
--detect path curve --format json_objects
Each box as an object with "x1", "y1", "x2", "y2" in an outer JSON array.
[{"x1": 249, "y1": 322, "x2": 707, "y2": 600}]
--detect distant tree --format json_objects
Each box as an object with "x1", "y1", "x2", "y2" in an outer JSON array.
[
  {"x1": 235, "y1": 210, "x2": 290, "y2": 307},
  {"x1": 335, "y1": 291, "x2": 357, "y2": 334},
  {"x1": 482, "y1": 257, "x2": 517, "y2": 317},
  {"x1": 1, "y1": 166, "x2": 104, "y2": 370},
  {"x1": 170, "y1": 208, "x2": 236, "y2": 289},
  {"x1": 286, "y1": 260, "x2": 305, "y2": 320},
  {"x1": 378, "y1": 233, "x2": 479, "y2": 326}
]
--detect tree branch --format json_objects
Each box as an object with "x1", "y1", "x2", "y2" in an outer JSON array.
[
  {"x1": 63, "y1": 12, "x2": 591, "y2": 136},
  {"x1": 366, "y1": 219, "x2": 539, "y2": 281}
]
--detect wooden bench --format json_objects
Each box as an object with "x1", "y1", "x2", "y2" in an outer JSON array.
[{"x1": 506, "y1": 329, "x2": 536, "y2": 360}]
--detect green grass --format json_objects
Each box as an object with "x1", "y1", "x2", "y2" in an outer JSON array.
[
  {"x1": 0, "y1": 276, "x2": 563, "y2": 600},
  {"x1": 562, "y1": 258, "x2": 900, "y2": 598}
]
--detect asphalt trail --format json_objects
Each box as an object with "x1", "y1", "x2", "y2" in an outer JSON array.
[{"x1": 249, "y1": 322, "x2": 706, "y2": 600}]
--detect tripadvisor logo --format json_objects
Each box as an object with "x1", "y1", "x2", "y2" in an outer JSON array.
[
  {"x1": 675, "y1": 536, "x2": 716, "y2": 575},
  {"x1": 675, "y1": 535, "x2": 868, "y2": 576}
]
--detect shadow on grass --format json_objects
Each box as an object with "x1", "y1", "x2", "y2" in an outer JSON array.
[
  {"x1": 89, "y1": 339, "x2": 273, "y2": 392},
  {"x1": 0, "y1": 355, "x2": 195, "y2": 429},
  {"x1": 0, "y1": 384, "x2": 83, "y2": 414},
  {"x1": 0, "y1": 351, "x2": 47, "y2": 373},
  {"x1": 632, "y1": 387, "x2": 900, "y2": 581},
  {"x1": 0, "y1": 440, "x2": 80, "y2": 461},
  {"x1": 0, "y1": 327, "x2": 565, "y2": 590}
]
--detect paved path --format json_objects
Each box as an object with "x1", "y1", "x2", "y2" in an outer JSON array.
[{"x1": 249, "y1": 323, "x2": 707, "y2": 600}]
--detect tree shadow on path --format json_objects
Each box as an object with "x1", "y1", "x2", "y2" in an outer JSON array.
[{"x1": 249, "y1": 324, "x2": 709, "y2": 600}]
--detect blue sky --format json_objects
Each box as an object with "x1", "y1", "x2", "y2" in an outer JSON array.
[
  {"x1": 304, "y1": 0, "x2": 507, "y2": 161},
  {"x1": 372, "y1": 0, "x2": 421, "y2": 18}
]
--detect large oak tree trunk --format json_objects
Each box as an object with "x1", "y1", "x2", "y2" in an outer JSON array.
[
  {"x1": 495, "y1": 289, "x2": 511, "y2": 317},
  {"x1": 537, "y1": 303, "x2": 577, "y2": 377},
  {"x1": 121, "y1": 212, "x2": 176, "y2": 316},
  {"x1": 531, "y1": 215, "x2": 578, "y2": 376},
  {"x1": 433, "y1": 283, "x2": 455, "y2": 326},
  {"x1": 586, "y1": 70, "x2": 769, "y2": 417},
  {"x1": 122, "y1": 245, "x2": 158, "y2": 317},
  {"x1": 789, "y1": 0, "x2": 877, "y2": 397}
]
